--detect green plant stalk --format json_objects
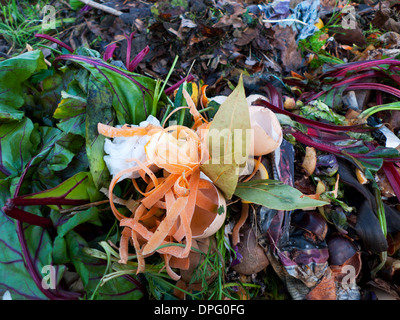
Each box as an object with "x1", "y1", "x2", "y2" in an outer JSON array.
[
  {"x1": 154, "y1": 242, "x2": 207, "y2": 256},
  {"x1": 90, "y1": 241, "x2": 113, "y2": 300},
  {"x1": 26, "y1": 18, "x2": 76, "y2": 31},
  {"x1": 37, "y1": 44, "x2": 63, "y2": 55},
  {"x1": 160, "y1": 96, "x2": 175, "y2": 125},
  {"x1": 371, "y1": 183, "x2": 388, "y2": 277},
  {"x1": 151, "y1": 55, "x2": 179, "y2": 117},
  {"x1": 178, "y1": 81, "x2": 188, "y2": 126},
  {"x1": 223, "y1": 282, "x2": 261, "y2": 289},
  {"x1": 146, "y1": 272, "x2": 202, "y2": 300},
  {"x1": 151, "y1": 79, "x2": 162, "y2": 117},
  {"x1": 358, "y1": 101, "x2": 400, "y2": 119}
]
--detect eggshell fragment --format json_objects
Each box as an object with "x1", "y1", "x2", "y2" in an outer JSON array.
[
  {"x1": 191, "y1": 179, "x2": 227, "y2": 239},
  {"x1": 207, "y1": 93, "x2": 283, "y2": 156},
  {"x1": 248, "y1": 105, "x2": 283, "y2": 156}
]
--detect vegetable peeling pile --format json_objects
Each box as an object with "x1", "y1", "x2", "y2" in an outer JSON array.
[{"x1": 2, "y1": 0, "x2": 400, "y2": 301}]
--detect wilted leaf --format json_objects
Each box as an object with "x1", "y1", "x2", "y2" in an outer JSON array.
[{"x1": 200, "y1": 76, "x2": 251, "y2": 199}]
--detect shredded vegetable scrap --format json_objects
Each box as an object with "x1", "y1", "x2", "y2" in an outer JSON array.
[
  {"x1": 98, "y1": 89, "x2": 226, "y2": 280},
  {"x1": 98, "y1": 88, "x2": 282, "y2": 281}
]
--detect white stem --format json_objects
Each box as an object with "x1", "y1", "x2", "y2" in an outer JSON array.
[{"x1": 78, "y1": 0, "x2": 123, "y2": 16}]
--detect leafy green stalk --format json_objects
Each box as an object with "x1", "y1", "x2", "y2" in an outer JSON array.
[
  {"x1": 358, "y1": 101, "x2": 400, "y2": 119},
  {"x1": 90, "y1": 241, "x2": 113, "y2": 300},
  {"x1": 151, "y1": 55, "x2": 179, "y2": 117}
]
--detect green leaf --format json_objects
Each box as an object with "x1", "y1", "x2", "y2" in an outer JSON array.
[
  {"x1": 22, "y1": 171, "x2": 102, "y2": 206},
  {"x1": 234, "y1": 179, "x2": 329, "y2": 210},
  {"x1": 85, "y1": 74, "x2": 115, "y2": 189},
  {"x1": 13, "y1": 126, "x2": 85, "y2": 194},
  {"x1": 200, "y1": 75, "x2": 251, "y2": 199},
  {"x1": 300, "y1": 100, "x2": 345, "y2": 125},
  {"x1": 52, "y1": 207, "x2": 102, "y2": 265},
  {"x1": 28, "y1": 66, "x2": 76, "y2": 126},
  {"x1": 62, "y1": 57, "x2": 157, "y2": 125},
  {"x1": 59, "y1": 207, "x2": 102, "y2": 238},
  {"x1": 319, "y1": 85, "x2": 346, "y2": 109},
  {"x1": 53, "y1": 91, "x2": 86, "y2": 119},
  {"x1": 0, "y1": 50, "x2": 47, "y2": 112},
  {"x1": 0, "y1": 118, "x2": 35, "y2": 177},
  {"x1": 0, "y1": 105, "x2": 25, "y2": 123},
  {"x1": 0, "y1": 182, "x2": 65, "y2": 300},
  {"x1": 53, "y1": 82, "x2": 87, "y2": 137}
]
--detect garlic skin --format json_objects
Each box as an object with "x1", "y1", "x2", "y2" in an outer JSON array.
[{"x1": 103, "y1": 115, "x2": 161, "y2": 181}]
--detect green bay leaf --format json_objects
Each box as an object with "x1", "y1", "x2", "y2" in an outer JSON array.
[
  {"x1": 200, "y1": 75, "x2": 251, "y2": 199},
  {"x1": 234, "y1": 179, "x2": 329, "y2": 211}
]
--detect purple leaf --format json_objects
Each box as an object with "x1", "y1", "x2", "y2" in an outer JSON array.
[
  {"x1": 128, "y1": 45, "x2": 150, "y2": 72},
  {"x1": 103, "y1": 43, "x2": 117, "y2": 61},
  {"x1": 346, "y1": 82, "x2": 400, "y2": 99},
  {"x1": 2, "y1": 203, "x2": 53, "y2": 228},
  {"x1": 382, "y1": 162, "x2": 400, "y2": 203},
  {"x1": 231, "y1": 245, "x2": 243, "y2": 266},
  {"x1": 322, "y1": 58, "x2": 400, "y2": 79},
  {"x1": 79, "y1": 4, "x2": 92, "y2": 13},
  {"x1": 164, "y1": 74, "x2": 195, "y2": 95},
  {"x1": 125, "y1": 32, "x2": 135, "y2": 71}
]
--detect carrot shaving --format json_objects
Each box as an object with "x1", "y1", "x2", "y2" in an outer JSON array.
[
  {"x1": 173, "y1": 169, "x2": 200, "y2": 256},
  {"x1": 242, "y1": 157, "x2": 262, "y2": 183},
  {"x1": 232, "y1": 202, "x2": 249, "y2": 246},
  {"x1": 98, "y1": 122, "x2": 158, "y2": 138},
  {"x1": 141, "y1": 173, "x2": 180, "y2": 209},
  {"x1": 121, "y1": 219, "x2": 187, "y2": 256},
  {"x1": 182, "y1": 89, "x2": 208, "y2": 129},
  {"x1": 139, "y1": 206, "x2": 162, "y2": 222},
  {"x1": 162, "y1": 106, "x2": 190, "y2": 127},
  {"x1": 290, "y1": 71, "x2": 305, "y2": 80},
  {"x1": 200, "y1": 84, "x2": 209, "y2": 108},
  {"x1": 98, "y1": 93, "x2": 229, "y2": 281},
  {"x1": 163, "y1": 254, "x2": 181, "y2": 281},
  {"x1": 118, "y1": 227, "x2": 131, "y2": 264},
  {"x1": 131, "y1": 228, "x2": 145, "y2": 274},
  {"x1": 128, "y1": 157, "x2": 160, "y2": 187},
  {"x1": 142, "y1": 194, "x2": 189, "y2": 255},
  {"x1": 109, "y1": 165, "x2": 145, "y2": 221},
  {"x1": 169, "y1": 255, "x2": 190, "y2": 270}
]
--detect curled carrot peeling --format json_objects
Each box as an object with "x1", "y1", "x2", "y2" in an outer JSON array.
[
  {"x1": 232, "y1": 202, "x2": 249, "y2": 246},
  {"x1": 99, "y1": 89, "x2": 224, "y2": 281}
]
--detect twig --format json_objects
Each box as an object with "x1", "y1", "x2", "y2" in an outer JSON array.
[
  {"x1": 77, "y1": 0, "x2": 123, "y2": 16},
  {"x1": 59, "y1": 199, "x2": 110, "y2": 214}
]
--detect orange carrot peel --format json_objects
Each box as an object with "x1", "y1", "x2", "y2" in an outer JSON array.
[{"x1": 98, "y1": 89, "x2": 227, "y2": 281}]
